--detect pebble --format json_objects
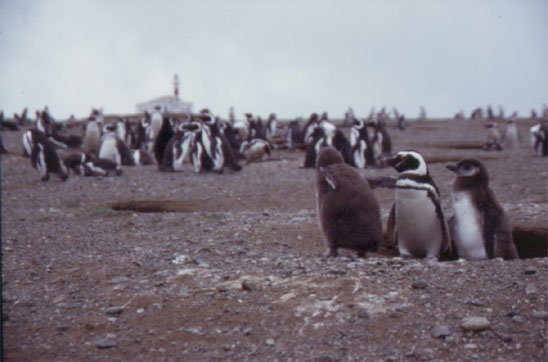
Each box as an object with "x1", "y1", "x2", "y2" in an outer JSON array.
[
  {"x1": 525, "y1": 283, "x2": 538, "y2": 296},
  {"x1": 266, "y1": 338, "x2": 275, "y2": 346},
  {"x1": 464, "y1": 343, "x2": 477, "y2": 350},
  {"x1": 412, "y1": 280, "x2": 428, "y2": 290},
  {"x1": 95, "y1": 338, "x2": 116, "y2": 349},
  {"x1": 105, "y1": 306, "x2": 124, "y2": 315},
  {"x1": 532, "y1": 310, "x2": 548, "y2": 321},
  {"x1": 431, "y1": 325, "x2": 452, "y2": 338},
  {"x1": 524, "y1": 266, "x2": 537, "y2": 275},
  {"x1": 241, "y1": 279, "x2": 256, "y2": 291},
  {"x1": 460, "y1": 316, "x2": 490, "y2": 331}
]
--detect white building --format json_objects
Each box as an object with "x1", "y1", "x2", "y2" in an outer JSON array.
[{"x1": 135, "y1": 74, "x2": 193, "y2": 114}]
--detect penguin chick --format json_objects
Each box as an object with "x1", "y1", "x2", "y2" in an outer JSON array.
[
  {"x1": 446, "y1": 158, "x2": 519, "y2": 260},
  {"x1": 315, "y1": 147, "x2": 382, "y2": 257},
  {"x1": 382, "y1": 150, "x2": 450, "y2": 259}
]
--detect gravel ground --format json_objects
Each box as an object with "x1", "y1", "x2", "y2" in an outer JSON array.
[{"x1": 2, "y1": 118, "x2": 547, "y2": 361}]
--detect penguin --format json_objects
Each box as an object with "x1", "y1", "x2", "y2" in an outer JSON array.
[
  {"x1": 30, "y1": 132, "x2": 69, "y2": 181},
  {"x1": 200, "y1": 111, "x2": 242, "y2": 172},
  {"x1": 315, "y1": 147, "x2": 382, "y2": 257},
  {"x1": 64, "y1": 152, "x2": 93, "y2": 175},
  {"x1": 132, "y1": 148, "x2": 155, "y2": 166},
  {"x1": 350, "y1": 118, "x2": 376, "y2": 168},
  {"x1": 240, "y1": 138, "x2": 271, "y2": 163},
  {"x1": 160, "y1": 123, "x2": 193, "y2": 172},
  {"x1": 0, "y1": 133, "x2": 7, "y2": 153},
  {"x1": 83, "y1": 157, "x2": 122, "y2": 176},
  {"x1": 484, "y1": 122, "x2": 503, "y2": 151},
  {"x1": 147, "y1": 106, "x2": 163, "y2": 150},
  {"x1": 197, "y1": 110, "x2": 243, "y2": 172},
  {"x1": 265, "y1": 113, "x2": 277, "y2": 142},
  {"x1": 303, "y1": 121, "x2": 354, "y2": 168},
  {"x1": 446, "y1": 158, "x2": 519, "y2": 260},
  {"x1": 530, "y1": 121, "x2": 548, "y2": 156},
  {"x1": 503, "y1": 119, "x2": 519, "y2": 149},
  {"x1": 153, "y1": 115, "x2": 175, "y2": 165},
  {"x1": 98, "y1": 124, "x2": 135, "y2": 166},
  {"x1": 83, "y1": 113, "x2": 102, "y2": 155},
  {"x1": 382, "y1": 150, "x2": 450, "y2": 259}
]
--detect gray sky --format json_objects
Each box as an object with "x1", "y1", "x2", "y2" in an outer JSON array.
[{"x1": 1, "y1": 0, "x2": 546, "y2": 120}]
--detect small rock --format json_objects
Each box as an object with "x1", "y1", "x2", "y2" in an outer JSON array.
[
  {"x1": 524, "y1": 266, "x2": 537, "y2": 275},
  {"x1": 532, "y1": 310, "x2": 548, "y2": 321},
  {"x1": 266, "y1": 338, "x2": 275, "y2": 346},
  {"x1": 461, "y1": 316, "x2": 490, "y2": 331},
  {"x1": 412, "y1": 280, "x2": 428, "y2": 290},
  {"x1": 512, "y1": 315, "x2": 526, "y2": 323},
  {"x1": 314, "y1": 357, "x2": 333, "y2": 362},
  {"x1": 280, "y1": 292, "x2": 296, "y2": 302},
  {"x1": 464, "y1": 343, "x2": 477, "y2": 350},
  {"x1": 432, "y1": 325, "x2": 452, "y2": 338},
  {"x1": 417, "y1": 348, "x2": 434, "y2": 361},
  {"x1": 96, "y1": 338, "x2": 116, "y2": 349},
  {"x1": 105, "y1": 306, "x2": 124, "y2": 315},
  {"x1": 525, "y1": 283, "x2": 538, "y2": 296},
  {"x1": 241, "y1": 279, "x2": 255, "y2": 291}
]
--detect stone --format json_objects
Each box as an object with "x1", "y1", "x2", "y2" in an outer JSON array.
[
  {"x1": 532, "y1": 310, "x2": 548, "y2": 321},
  {"x1": 105, "y1": 306, "x2": 124, "y2": 315},
  {"x1": 96, "y1": 338, "x2": 116, "y2": 349},
  {"x1": 460, "y1": 316, "x2": 490, "y2": 331},
  {"x1": 266, "y1": 338, "x2": 275, "y2": 346},
  {"x1": 412, "y1": 280, "x2": 428, "y2": 290},
  {"x1": 241, "y1": 279, "x2": 255, "y2": 291},
  {"x1": 432, "y1": 325, "x2": 452, "y2": 338},
  {"x1": 524, "y1": 266, "x2": 537, "y2": 275}
]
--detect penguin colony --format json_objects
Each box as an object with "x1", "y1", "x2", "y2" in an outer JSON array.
[{"x1": 3, "y1": 105, "x2": 545, "y2": 262}]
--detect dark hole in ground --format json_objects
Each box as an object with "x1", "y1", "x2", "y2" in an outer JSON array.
[
  {"x1": 110, "y1": 199, "x2": 205, "y2": 213},
  {"x1": 380, "y1": 226, "x2": 547, "y2": 260}
]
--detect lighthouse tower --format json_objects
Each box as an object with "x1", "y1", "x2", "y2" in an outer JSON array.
[{"x1": 173, "y1": 74, "x2": 180, "y2": 99}]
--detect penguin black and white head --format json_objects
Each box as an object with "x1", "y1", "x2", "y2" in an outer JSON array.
[
  {"x1": 382, "y1": 150, "x2": 450, "y2": 259},
  {"x1": 315, "y1": 147, "x2": 382, "y2": 257},
  {"x1": 446, "y1": 158, "x2": 519, "y2": 260}
]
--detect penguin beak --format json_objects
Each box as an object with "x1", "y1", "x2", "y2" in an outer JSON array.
[
  {"x1": 446, "y1": 164, "x2": 458, "y2": 173},
  {"x1": 380, "y1": 154, "x2": 402, "y2": 168}
]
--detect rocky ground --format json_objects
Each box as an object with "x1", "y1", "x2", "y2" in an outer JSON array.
[{"x1": 1, "y1": 118, "x2": 547, "y2": 361}]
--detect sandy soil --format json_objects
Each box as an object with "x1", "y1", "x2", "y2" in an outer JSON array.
[{"x1": 1, "y1": 117, "x2": 547, "y2": 361}]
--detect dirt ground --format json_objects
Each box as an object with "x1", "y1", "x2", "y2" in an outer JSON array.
[{"x1": 1, "y1": 117, "x2": 547, "y2": 361}]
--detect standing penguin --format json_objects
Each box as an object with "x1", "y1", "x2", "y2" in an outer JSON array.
[
  {"x1": 98, "y1": 124, "x2": 134, "y2": 166},
  {"x1": 153, "y1": 116, "x2": 175, "y2": 165},
  {"x1": 446, "y1": 158, "x2": 519, "y2": 260},
  {"x1": 30, "y1": 132, "x2": 69, "y2": 181},
  {"x1": 315, "y1": 147, "x2": 382, "y2": 257},
  {"x1": 83, "y1": 113, "x2": 102, "y2": 155},
  {"x1": 503, "y1": 119, "x2": 519, "y2": 149},
  {"x1": 350, "y1": 118, "x2": 376, "y2": 168},
  {"x1": 382, "y1": 150, "x2": 450, "y2": 259}
]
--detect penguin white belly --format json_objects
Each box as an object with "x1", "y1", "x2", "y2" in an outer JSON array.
[
  {"x1": 84, "y1": 122, "x2": 100, "y2": 152},
  {"x1": 452, "y1": 192, "x2": 487, "y2": 260},
  {"x1": 395, "y1": 188, "x2": 442, "y2": 258},
  {"x1": 98, "y1": 135, "x2": 120, "y2": 165}
]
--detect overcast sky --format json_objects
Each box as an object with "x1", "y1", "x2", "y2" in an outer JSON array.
[{"x1": 1, "y1": 0, "x2": 546, "y2": 120}]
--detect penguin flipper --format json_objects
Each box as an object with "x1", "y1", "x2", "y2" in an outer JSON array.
[
  {"x1": 319, "y1": 166, "x2": 337, "y2": 190},
  {"x1": 385, "y1": 203, "x2": 397, "y2": 249}
]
